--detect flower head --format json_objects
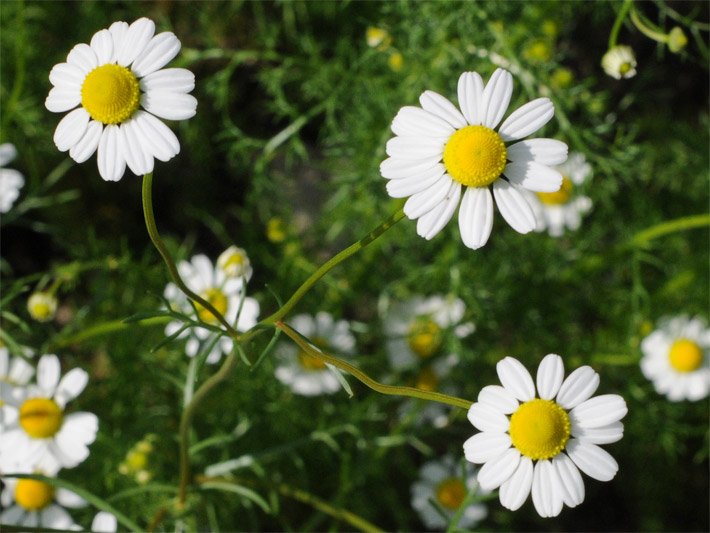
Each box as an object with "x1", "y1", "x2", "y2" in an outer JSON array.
[
  {"x1": 27, "y1": 292, "x2": 58, "y2": 323},
  {"x1": 0, "y1": 143, "x2": 24, "y2": 213},
  {"x1": 217, "y1": 246, "x2": 253, "y2": 282},
  {"x1": 640, "y1": 315, "x2": 709, "y2": 401},
  {"x1": 601, "y1": 45, "x2": 637, "y2": 80},
  {"x1": 381, "y1": 68, "x2": 567, "y2": 249},
  {"x1": 464, "y1": 354, "x2": 627, "y2": 517},
  {"x1": 45, "y1": 18, "x2": 197, "y2": 182}
]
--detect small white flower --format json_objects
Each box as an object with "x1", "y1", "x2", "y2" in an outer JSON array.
[
  {"x1": 464, "y1": 354, "x2": 627, "y2": 517},
  {"x1": 601, "y1": 45, "x2": 637, "y2": 80},
  {"x1": 640, "y1": 315, "x2": 710, "y2": 401},
  {"x1": 91, "y1": 511, "x2": 118, "y2": 532},
  {"x1": 45, "y1": 17, "x2": 197, "y2": 182},
  {"x1": 164, "y1": 254, "x2": 259, "y2": 365},
  {"x1": 0, "y1": 475, "x2": 85, "y2": 530},
  {"x1": 381, "y1": 68, "x2": 568, "y2": 249},
  {"x1": 274, "y1": 312, "x2": 355, "y2": 396},
  {"x1": 217, "y1": 246, "x2": 253, "y2": 282},
  {"x1": 27, "y1": 292, "x2": 58, "y2": 323},
  {"x1": 0, "y1": 354, "x2": 98, "y2": 475},
  {"x1": 0, "y1": 143, "x2": 24, "y2": 213},
  {"x1": 383, "y1": 295, "x2": 473, "y2": 370},
  {"x1": 411, "y1": 455, "x2": 487, "y2": 530}
]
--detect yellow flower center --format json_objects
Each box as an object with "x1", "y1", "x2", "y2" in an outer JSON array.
[
  {"x1": 509, "y1": 399, "x2": 570, "y2": 460},
  {"x1": 297, "y1": 337, "x2": 328, "y2": 371},
  {"x1": 19, "y1": 398, "x2": 63, "y2": 439},
  {"x1": 27, "y1": 292, "x2": 57, "y2": 322},
  {"x1": 435, "y1": 478, "x2": 467, "y2": 510},
  {"x1": 619, "y1": 62, "x2": 632, "y2": 76},
  {"x1": 81, "y1": 64, "x2": 140, "y2": 124},
  {"x1": 14, "y1": 479, "x2": 55, "y2": 511},
  {"x1": 407, "y1": 318, "x2": 442, "y2": 359},
  {"x1": 415, "y1": 366, "x2": 439, "y2": 392},
  {"x1": 668, "y1": 339, "x2": 703, "y2": 373},
  {"x1": 443, "y1": 125, "x2": 507, "y2": 188},
  {"x1": 536, "y1": 176, "x2": 573, "y2": 205},
  {"x1": 196, "y1": 288, "x2": 229, "y2": 324}
]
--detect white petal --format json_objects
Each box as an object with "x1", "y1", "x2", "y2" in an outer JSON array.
[
  {"x1": 492, "y1": 180, "x2": 536, "y2": 234},
  {"x1": 463, "y1": 432, "x2": 512, "y2": 463},
  {"x1": 97, "y1": 125, "x2": 127, "y2": 182},
  {"x1": 141, "y1": 91, "x2": 197, "y2": 120},
  {"x1": 536, "y1": 354, "x2": 565, "y2": 400},
  {"x1": 132, "y1": 31, "x2": 181, "y2": 77},
  {"x1": 571, "y1": 421, "x2": 624, "y2": 444},
  {"x1": 140, "y1": 68, "x2": 195, "y2": 94},
  {"x1": 553, "y1": 453, "x2": 585, "y2": 508},
  {"x1": 496, "y1": 356, "x2": 535, "y2": 401},
  {"x1": 498, "y1": 98, "x2": 554, "y2": 142},
  {"x1": 531, "y1": 460, "x2": 564, "y2": 518},
  {"x1": 477, "y1": 448, "x2": 521, "y2": 491},
  {"x1": 66, "y1": 43, "x2": 98, "y2": 74},
  {"x1": 477, "y1": 385, "x2": 519, "y2": 414},
  {"x1": 457, "y1": 71, "x2": 484, "y2": 125},
  {"x1": 41, "y1": 505, "x2": 76, "y2": 529},
  {"x1": 116, "y1": 17, "x2": 155, "y2": 66},
  {"x1": 569, "y1": 394, "x2": 627, "y2": 428},
  {"x1": 566, "y1": 438, "x2": 618, "y2": 482},
  {"x1": 69, "y1": 121, "x2": 102, "y2": 163},
  {"x1": 458, "y1": 186, "x2": 494, "y2": 250},
  {"x1": 504, "y1": 161, "x2": 563, "y2": 193},
  {"x1": 403, "y1": 174, "x2": 453, "y2": 219},
  {"x1": 89, "y1": 29, "x2": 114, "y2": 65},
  {"x1": 507, "y1": 139, "x2": 568, "y2": 166},
  {"x1": 556, "y1": 366, "x2": 600, "y2": 409},
  {"x1": 37, "y1": 354, "x2": 61, "y2": 394},
  {"x1": 92, "y1": 511, "x2": 118, "y2": 533},
  {"x1": 390, "y1": 106, "x2": 454, "y2": 138},
  {"x1": 481, "y1": 69, "x2": 513, "y2": 129},
  {"x1": 108, "y1": 21, "x2": 129, "y2": 62},
  {"x1": 45, "y1": 87, "x2": 81, "y2": 113},
  {"x1": 385, "y1": 136, "x2": 445, "y2": 159},
  {"x1": 49, "y1": 63, "x2": 85, "y2": 89},
  {"x1": 499, "y1": 456, "x2": 533, "y2": 511},
  {"x1": 385, "y1": 164, "x2": 446, "y2": 197},
  {"x1": 131, "y1": 110, "x2": 180, "y2": 162},
  {"x1": 415, "y1": 181, "x2": 461, "y2": 240},
  {"x1": 53, "y1": 108, "x2": 90, "y2": 152},
  {"x1": 467, "y1": 402, "x2": 510, "y2": 433},
  {"x1": 121, "y1": 117, "x2": 154, "y2": 175},
  {"x1": 0, "y1": 143, "x2": 17, "y2": 166},
  {"x1": 54, "y1": 368, "x2": 89, "y2": 408},
  {"x1": 55, "y1": 487, "x2": 86, "y2": 509},
  {"x1": 419, "y1": 90, "x2": 467, "y2": 129},
  {"x1": 379, "y1": 156, "x2": 441, "y2": 179}
]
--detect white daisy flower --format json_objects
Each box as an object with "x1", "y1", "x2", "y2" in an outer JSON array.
[
  {"x1": 45, "y1": 17, "x2": 197, "y2": 182},
  {"x1": 381, "y1": 68, "x2": 568, "y2": 249},
  {"x1": 464, "y1": 354, "x2": 627, "y2": 517},
  {"x1": 216, "y1": 246, "x2": 253, "y2": 283},
  {"x1": 274, "y1": 312, "x2": 356, "y2": 396},
  {"x1": 397, "y1": 354, "x2": 459, "y2": 428},
  {"x1": 92, "y1": 511, "x2": 118, "y2": 532},
  {"x1": 0, "y1": 354, "x2": 98, "y2": 475},
  {"x1": 640, "y1": 315, "x2": 710, "y2": 402},
  {"x1": 0, "y1": 143, "x2": 24, "y2": 213},
  {"x1": 601, "y1": 45, "x2": 637, "y2": 80},
  {"x1": 0, "y1": 475, "x2": 85, "y2": 530},
  {"x1": 527, "y1": 152, "x2": 593, "y2": 237},
  {"x1": 411, "y1": 455, "x2": 487, "y2": 530},
  {"x1": 384, "y1": 295, "x2": 474, "y2": 370},
  {"x1": 164, "y1": 254, "x2": 260, "y2": 365}
]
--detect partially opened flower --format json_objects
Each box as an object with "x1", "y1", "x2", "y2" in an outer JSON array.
[
  {"x1": 640, "y1": 315, "x2": 709, "y2": 401},
  {"x1": 217, "y1": 246, "x2": 253, "y2": 283},
  {"x1": 45, "y1": 17, "x2": 197, "y2": 182},
  {"x1": 464, "y1": 354, "x2": 627, "y2": 517},
  {"x1": 601, "y1": 45, "x2": 637, "y2": 80},
  {"x1": 381, "y1": 68, "x2": 568, "y2": 249},
  {"x1": 0, "y1": 143, "x2": 24, "y2": 213}
]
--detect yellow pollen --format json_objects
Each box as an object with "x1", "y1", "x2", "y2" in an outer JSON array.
[
  {"x1": 196, "y1": 288, "x2": 229, "y2": 324},
  {"x1": 509, "y1": 399, "x2": 570, "y2": 460},
  {"x1": 443, "y1": 125, "x2": 507, "y2": 188},
  {"x1": 19, "y1": 398, "x2": 63, "y2": 439},
  {"x1": 536, "y1": 176, "x2": 573, "y2": 205},
  {"x1": 416, "y1": 366, "x2": 439, "y2": 392},
  {"x1": 669, "y1": 339, "x2": 704, "y2": 372},
  {"x1": 407, "y1": 318, "x2": 442, "y2": 359},
  {"x1": 298, "y1": 337, "x2": 328, "y2": 371},
  {"x1": 81, "y1": 64, "x2": 140, "y2": 124},
  {"x1": 435, "y1": 478, "x2": 467, "y2": 510},
  {"x1": 14, "y1": 479, "x2": 55, "y2": 511}
]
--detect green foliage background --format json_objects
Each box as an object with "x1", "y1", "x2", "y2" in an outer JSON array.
[{"x1": 1, "y1": 0, "x2": 708, "y2": 531}]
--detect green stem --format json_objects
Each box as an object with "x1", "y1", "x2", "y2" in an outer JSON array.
[
  {"x1": 142, "y1": 173, "x2": 239, "y2": 339},
  {"x1": 630, "y1": 6, "x2": 670, "y2": 43},
  {"x1": 609, "y1": 0, "x2": 634, "y2": 48},
  {"x1": 276, "y1": 321, "x2": 472, "y2": 410},
  {"x1": 51, "y1": 316, "x2": 170, "y2": 348},
  {"x1": 632, "y1": 213, "x2": 710, "y2": 246}
]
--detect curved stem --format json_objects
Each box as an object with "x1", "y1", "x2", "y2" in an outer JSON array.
[
  {"x1": 276, "y1": 321, "x2": 473, "y2": 410},
  {"x1": 142, "y1": 173, "x2": 239, "y2": 339},
  {"x1": 609, "y1": 0, "x2": 634, "y2": 48},
  {"x1": 631, "y1": 213, "x2": 710, "y2": 247},
  {"x1": 630, "y1": 7, "x2": 670, "y2": 43}
]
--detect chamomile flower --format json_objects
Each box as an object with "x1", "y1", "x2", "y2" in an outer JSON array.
[
  {"x1": 164, "y1": 254, "x2": 259, "y2": 364},
  {"x1": 274, "y1": 312, "x2": 356, "y2": 396},
  {"x1": 0, "y1": 354, "x2": 98, "y2": 475},
  {"x1": 398, "y1": 354, "x2": 460, "y2": 428},
  {"x1": 383, "y1": 295, "x2": 474, "y2": 370},
  {"x1": 0, "y1": 143, "x2": 24, "y2": 213},
  {"x1": 217, "y1": 246, "x2": 253, "y2": 282},
  {"x1": 527, "y1": 152, "x2": 593, "y2": 237},
  {"x1": 381, "y1": 68, "x2": 568, "y2": 249},
  {"x1": 601, "y1": 45, "x2": 637, "y2": 80},
  {"x1": 45, "y1": 17, "x2": 197, "y2": 182},
  {"x1": 411, "y1": 455, "x2": 487, "y2": 530},
  {"x1": 464, "y1": 354, "x2": 627, "y2": 517},
  {"x1": 27, "y1": 292, "x2": 58, "y2": 323},
  {"x1": 640, "y1": 315, "x2": 710, "y2": 401},
  {"x1": 0, "y1": 475, "x2": 85, "y2": 530}
]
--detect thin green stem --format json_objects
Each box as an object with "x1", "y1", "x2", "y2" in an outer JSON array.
[
  {"x1": 632, "y1": 213, "x2": 710, "y2": 247},
  {"x1": 609, "y1": 0, "x2": 634, "y2": 48},
  {"x1": 276, "y1": 321, "x2": 472, "y2": 410},
  {"x1": 630, "y1": 6, "x2": 670, "y2": 43},
  {"x1": 51, "y1": 316, "x2": 170, "y2": 348}
]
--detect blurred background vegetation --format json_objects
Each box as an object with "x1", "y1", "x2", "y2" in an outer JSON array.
[{"x1": 1, "y1": 0, "x2": 708, "y2": 531}]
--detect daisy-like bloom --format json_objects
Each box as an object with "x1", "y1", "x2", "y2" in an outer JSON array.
[
  {"x1": 0, "y1": 475, "x2": 85, "y2": 530},
  {"x1": 274, "y1": 312, "x2": 355, "y2": 396},
  {"x1": 398, "y1": 354, "x2": 459, "y2": 428},
  {"x1": 601, "y1": 45, "x2": 637, "y2": 80},
  {"x1": 27, "y1": 292, "x2": 58, "y2": 323},
  {"x1": 0, "y1": 143, "x2": 24, "y2": 213},
  {"x1": 384, "y1": 295, "x2": 474, "y2": 370},
  {"x1": 45, "y1": 17, "x2": 197, "y2": 182},
  {"x1": 92, "y1": 511, "x2": 118, "y2": 532},
  {"x1": 464, "y1": 354, "x2": 627, "y2": 517},
  {"x1": 640, "y1": 315, "x2": 709, "y2": 401},
  {"x1": 0, "y1": 354, "x2": 98, "y2": 475},
  {"x1": 527, "y1": 152, "x2": 592, "y2": 237},
  {"x1": 164, "y1": 254, "x2": 260, "y2": 364},
  {"x1": 217, "y1": 245, "x2": 253, "y2": 283},
  {"x1": 411, "y1": 455, "x2": 487, "y2": 530},
  {"x1": 381, "y1": 68, "x2": 568, "y2": 249}
]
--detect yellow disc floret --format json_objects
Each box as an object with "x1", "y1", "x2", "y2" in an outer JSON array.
[
  {"x1": 19, "y1": 398, "x2": 63, "y2": 439},
  {"x1": 669, "y1": 339, "x2": 704, "y2": 373},
  {"x1": 81, "y1": 64, "x2": 140, "y2": 124},
  {"x1": 435, "y1": 478, "x2": 467, "y2": 510},
  {"x1": 509, "y1": 399, "x2": 570, "y2": 460},
  {"x1": 14, "y1": 479, "x2": 55, "y2": 511},
  {"x1": 443, "y1": 125, "x2": 507, "y2": 188},
  {"x1": 537, "y1": 176, "x2": 573, "y2": 205},
  {"x1": 407, "y1": 318, "x2": 442, "y2": 359},
  {"x1": 196, "y1": 288, "x2": 229, "y2": 324}
]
